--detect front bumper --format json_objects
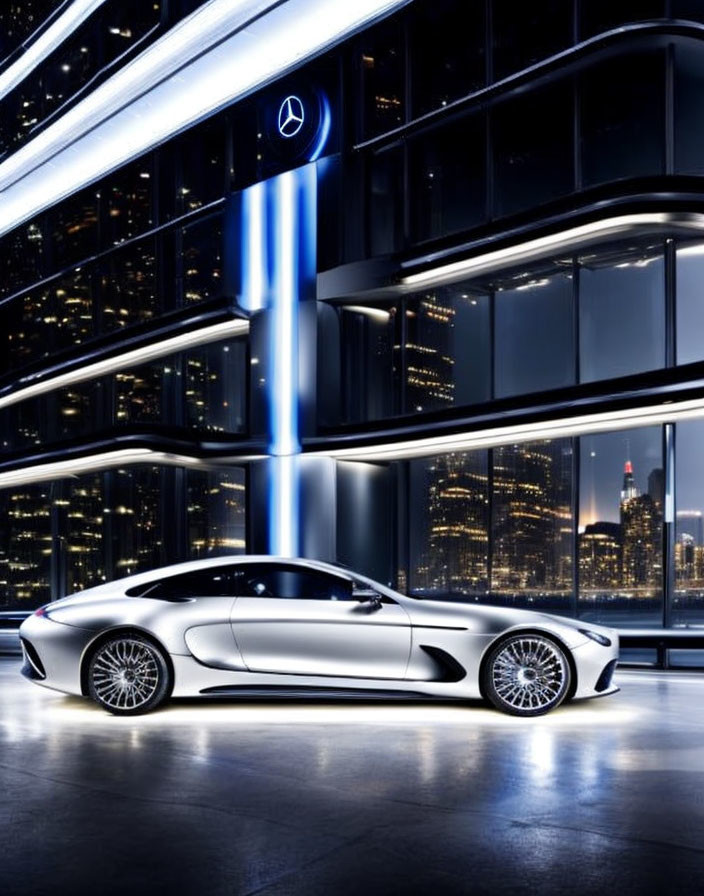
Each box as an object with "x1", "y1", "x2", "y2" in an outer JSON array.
[
  {"x1": 572, "y1": 631, "x2": 620, "y2": 700},
  {"x1": 18, "y1": 613, "x2": 96, "y2": 697}
]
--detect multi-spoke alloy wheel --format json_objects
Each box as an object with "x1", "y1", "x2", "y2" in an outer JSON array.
[
  {"x1": 483, "y1": 634, "x2": 570, "y2": 717},
  {"x1": 88, "y1": 635, "x2": 170, "y2": 715}
]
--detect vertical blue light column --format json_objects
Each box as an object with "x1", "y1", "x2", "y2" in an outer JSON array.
[{"x1": 240, "y1": 164, "x2": 317, "y2": 557}]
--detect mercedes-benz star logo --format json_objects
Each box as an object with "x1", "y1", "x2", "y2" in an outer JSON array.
[{"x1": 278, "y1": 95, "x2": 305, "y2": 138}]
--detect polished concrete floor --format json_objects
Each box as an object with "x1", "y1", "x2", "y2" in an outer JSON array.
[{"x1": 2, "y1": 660, "x2": 704, "y2": 895}]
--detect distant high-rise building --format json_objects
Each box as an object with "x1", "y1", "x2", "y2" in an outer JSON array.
[
  {"x1": 620, "y1": 461, "x2": 662, "y2": 588},
  {"x1": 677, "y1": 511, "x2": 704, "y2": 547},
  {"x1": 404, "y1": 293, "x2": 455, "y2": 412},
  {"x1": 579, "y1": 521, "x2": 621, "y2": 589},
  {"x1": 491, "y1": 440, "x2": 572, "y2": 594},
  {"x1": 414, "y1": 452, "x2": 488, "y2": 593}
]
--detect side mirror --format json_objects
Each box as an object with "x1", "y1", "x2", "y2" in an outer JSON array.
[{"x1": 353, "y1": 588, "x2": 382, "y2": 608}]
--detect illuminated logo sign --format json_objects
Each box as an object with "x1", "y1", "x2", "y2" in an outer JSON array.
[{"x1": 277, "y1": 95, "x2": 305, "y2": 138}]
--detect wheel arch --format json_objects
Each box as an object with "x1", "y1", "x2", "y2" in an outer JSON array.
[
  {"x1": 80, "y1": 626, "x2": 175, "y2": 698},
  {"x1": 477, "y1": 627, "x2": 578, "y2": 702}
]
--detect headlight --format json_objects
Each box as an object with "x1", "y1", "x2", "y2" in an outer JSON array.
[{"x1": 579, "y1": 628, "x2": 612, "y2": 647}]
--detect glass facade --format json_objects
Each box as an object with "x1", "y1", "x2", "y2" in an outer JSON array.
[
  {"x1": 0, "y1": 465, "x2": 246, "y2": 611},
  {"x1": 2, "y1": 0, "x2": 704, "y2": 651},
  {"x1": 404, "y1": 423, "x2": 675, "y2": 627}
]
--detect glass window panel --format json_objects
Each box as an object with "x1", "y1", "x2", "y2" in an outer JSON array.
[
  {"x1": 676, "y1": 241, "x2": 704, "y2": 364},
  {"x1": 181, "y1": 214, "x2": 223, "y2": 305},
  {"x1": 409, "y1": 0, "x2": 484, "y2": 116},
  {"x1": 580, "y1": 52, "x2": 665, "y2": 187},
  {"x1": 3, "y1": 397, "x2": 45, "y2": 453},
  {"x1": 187, "y1": 468, "x2": 246, "y2": 559},
  {"x1": 108, "y1": 466, "x2": 166, "y2": 578},
  {"x1": 0, "y1": 219, "x2": 44, "y2": 300},
  {"x1": 491, "y1": 440, "x2": 574, "y2": 612},
  {"x1": 56, "y1": 379, "x2": 106, "y2": 441},
  {"x1": 50, "y1": 187, "x2": 98, "y2": 270},
  {"x1": 114, "y1": 363, "x2": 165, "y2": 426},
  {"x1": 579, "y1": 427, "x2": 663, "y2": 626},
  {"x1": 2, "y1": 287, "x2": 53, "y2": 373},
  {"x1": 579, "y1": 0, "x2": 665, "y2": 38},
  {"x1": 404, "y1": 288, "x2": 490, "y2": 413},
  {"x1": 61, "y1": 475, "x2": 105, "y2": 595},
  {"x1": 184, "y1": 339, "x2": 247, "y2": 433},
  {"x1": 409, "y1": 451, "x2": 489, "y2": 597},
  {"x1": 359, "y1": 16, "x2": 405, "y2": 139},
  {"x1": 674, "y1": 44, "x2": 704, "y2": 176},
  {"x1": 674, "y1": 420, "x2": 704, "y2": 625},
  {"x1": 176, "y1": 119, "x2": 227, "y2": 214},
  {"x1": 492, "y1": 81, "x2": 573, "y2": 218},
  {"x1": 410, "y1": 113, "x2": 487, "y2": 242},
  {"x1": 0, "y1": 2, "x2": 63, "y2": 62},
  {"x1": 369, "y1": 146, "x2": 404, "y2": 256},
  {"x1": 493, "y1": 0, "x2": 572, "y2": 81},
  {"x1": 105, "y1": 157, "x2": 154, "y2": 246},
  {"x1": 240, "y1": 565, "x2": 353, "y2": 600},
  {"x1": 340, "y1": 303, "x2": 400, "y2": 422},
  {"x1": 494, "y1": 269, "x2": 574, "y2": 398},
  {"x1": 100, "y1": 0, "x2": 161, "y2": 69},
  {"x1": 0, "y1": 484, "x2": 52, "y2": 610},
  {"x1": 579, "y1": 243, "x2": 665, "y2": 383},
  {"x1": 102, "y1": 237, "x2": 158, "y2": 332},
  {"x1": 53, "y1": 268, "x2": 93, "y2": 352}
]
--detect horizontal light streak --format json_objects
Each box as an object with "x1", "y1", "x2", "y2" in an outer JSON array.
[
  {"x1": 0, "y1": 318, "x2": 249, "y2": 412},
  {"x1": 401, "y1": 214, "x2": 704, "y2": 288},
  {"x1": 307, "y1": 396, "x2": 704, "y2": 462},
  {"x1": 0, "y1": 449, "x2": 210, "y2": 489},
  {"x1": 0, "y1": 0, "x2": 108, "y2": 103},
  {"x1": 0, "y1": 0, "x2": 408, "y2": 238}
]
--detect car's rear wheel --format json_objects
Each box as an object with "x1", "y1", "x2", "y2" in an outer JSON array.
[
  {"x1": 88, "y1": 634, "x2": 171, "y2": 715},
  {"x1": 483, "y1": 634, "x2": 571, "y2": 717}
]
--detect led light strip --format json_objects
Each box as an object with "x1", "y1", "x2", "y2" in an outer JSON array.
[
  {"x1": 306, "y1": 396, "x2": 704, "y2": 462},
  {"x1": 0, "y1": 0, "x2": 108, "y2": 102},
  {"x1": 0, "y1": 449, "x2": 209, "y2": 489},
  {"x1": 0, "y1": 0, "x2": 408, "y2": 238},
  {"x1": 0, "y1": 318, "x2": 249, "y2": 412},
  {"x1": 401, "y1": 213, "x2": 704, "y2": 289}
]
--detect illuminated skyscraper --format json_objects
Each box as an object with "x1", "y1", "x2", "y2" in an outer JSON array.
[
  {"x1": 404, "y1": 294, "x2": 455, "y2": 412},
  {"x1": 620, "y1": 461, "x2": 662, "y2": 588},
  {"x1": 579, "y1": 522, "x2": 621, "y2": 589},
  {"x1": 414, "y1": 452, "x2": 488, "y2": 593},
  {"x1": 491, "y1": 440, "x2": 572, "y2": 595}
]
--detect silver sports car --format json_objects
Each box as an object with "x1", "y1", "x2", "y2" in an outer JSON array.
[{"x1": 19, "y1": 555, "x2": 619, "y2": 717}]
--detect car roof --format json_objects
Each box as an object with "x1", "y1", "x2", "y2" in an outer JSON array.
[{"x1": 110, "y1": 555, "x2": 356, "y2": 589}]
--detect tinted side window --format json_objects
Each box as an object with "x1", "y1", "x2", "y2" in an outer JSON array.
[
  {"x1": 130, "y1": 567, "x2": 244, "y2": 598},
  {"x1": 240, "y1": 566, "x2": 353, "y2": 601}
]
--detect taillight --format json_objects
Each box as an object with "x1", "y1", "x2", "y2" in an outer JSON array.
[{"x1": 34, "y1": 606, "x2": 48, "y2": 617}]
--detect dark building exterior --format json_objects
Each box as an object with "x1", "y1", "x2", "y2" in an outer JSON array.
[{"x1": 3, "y1": 0, "x2": 704, "y2": 646}]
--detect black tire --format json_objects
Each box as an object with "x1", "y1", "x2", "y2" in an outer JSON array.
[
  {"x1": 482, "y1": 633, "x2": 571, "y2": 717},
  {"x1": 87, "y1": 633, "x2": 171, "y2": 716}
]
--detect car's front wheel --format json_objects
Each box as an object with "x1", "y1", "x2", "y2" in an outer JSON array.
[
  {"x1": 483, "y1": 634, "x2": 571, "y2": 717},
  {"x1": 87, "y1": 634, "x2": 171, "y2": 715}
]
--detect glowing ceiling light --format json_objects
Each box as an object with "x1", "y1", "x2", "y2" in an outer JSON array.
[
  {"x1": 0, "y1": 449, "x2": 209, "y2": 489},
  {"x1": 0, "y1": 318, "x2": 249, "y2": 411},
  {"x1": 401, "y1": 214, "x2": 704, "y2": 289},
  {"x1": 0, "y1": 0, "x2": 108, "y2": 103},
  {"x1": 306, "y1": 395, "x2": 704, "y2": 462},
  {"x1": 0, "y1": 0, "x2": 408, "y2": 238}
]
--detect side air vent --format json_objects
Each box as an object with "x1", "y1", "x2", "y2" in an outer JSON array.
[
  {"x1": 20, "y1": 638, "x2": 46, "y2": 680},
  {"x1": 419, "y1": 646, "x2": 466, "y2": 683}
]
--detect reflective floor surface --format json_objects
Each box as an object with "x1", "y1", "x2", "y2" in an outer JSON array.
[{"x1": 2, "y1": 659, "x2": 704, "y2": 895}]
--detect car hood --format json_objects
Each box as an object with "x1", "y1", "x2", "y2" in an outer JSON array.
[{"x1": 401, "y1": 597, "x2": 615, "y2": 642}]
